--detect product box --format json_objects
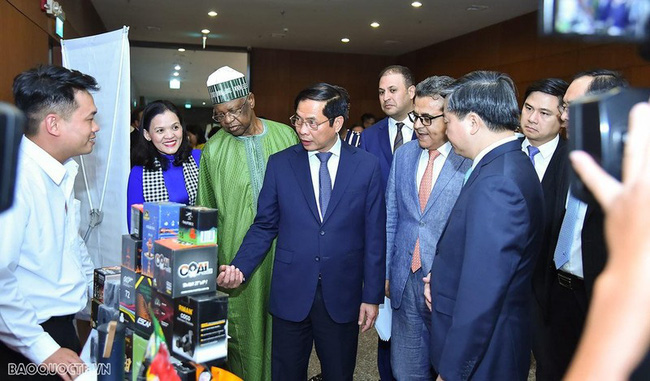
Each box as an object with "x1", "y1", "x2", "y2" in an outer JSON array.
[
  {"x1": 142, "y1": 202, "x2": 183, "y2": 278},
  {"x1": 172, "y1": 291, "x2": 228, "y2": 363},
  {"x1": 119, "y1": 266, "x2": 137, "y2": 327},
  {"x1": 124, "y1": 328, "x2": 134, "y2": 379},
  {"x1": 177, "y1": 206, "x2": 218, "y2": 245},
  {"x1": 169, "y1": 357, "x2": 196, "y2": 381},
  {"x1": 152, "y1": 290, "x2": 174, "y2": 349},
  {"x1": 134, "y1": 275, "x2": 154, "y2": 337},
  {"x1": 153, "y1": 238, "x2": 217, "y2": 298},
  {"x1": 93, "y1": 266, "x2": 121, "y2": 303},
  {"x1": 130, "y1": 204, "x2": 144, "y2": 240},
  {"x1": 122, "y1": 234, "x2": 142, "y2": 273},
  {"x1": 131, "y1": 332, "x2": 148, "y2": 381},
  {"x1": 91, "y1": 298, "x2": 100, "y2": 328}
]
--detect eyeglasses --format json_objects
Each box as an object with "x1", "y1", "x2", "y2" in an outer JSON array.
[
  {"x1": 212, "y1": 95, "x2": 249, "y2": 123},
  {"x1": 289, "y1": 115, "x2": 333, "y2": 131},
  {"x1": 408, "y1": 111, "x2": 444, "y2": 126}
]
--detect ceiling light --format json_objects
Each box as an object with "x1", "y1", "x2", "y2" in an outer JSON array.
[
  {"x1": 341, "y1": 38, "x2": 350, "y2": 43},
  {"x1": 411, "y1": 1, "x2": 422, "y2": 7},
  {"x1": 169, "y1": 79, "x2": 181, "y2": 89},
  {"x1": 185, "y1": 102, "x2": 192, "y2": 109},
  {"x1": 208, "y1": 11, "x2": 217, "y2": 17},
  {"x1": 178, "y1": 48, "x2": 185, "y2": 52},
  {"x1": 174, "y1": 65, "x2": 181, "y2": 70},
  {"x1": 173, "y1": 72, "x2": 179, "y2": 77},
  {"x1": 370, "y1": 22, "x2": 380, "y2": 28},
  {"x1": 467, "y1": 5, "x2": 488, "y2": 11},
  {"x1": 202, "y1": 102, "x2": 206, "y2": 105},
  {"x1": 201, "y1": 29, "x2": 210, "y2": 34}
]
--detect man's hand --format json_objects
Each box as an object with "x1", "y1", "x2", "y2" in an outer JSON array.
[
  {"x1": 216, "y1": 265, "x2": 244, "y2": 289},
  {"x1": 42, "y1": 347, "x2": 86, "y2": 381},
  {"x1": 385, "y1": 280, "x2": 390, "y2": 298},
  {"x1": 358, "y1": 303, "x2": 379, "y2": 333},
  {"x1": 423, "y1": 272, "x2": 432, "y2": 311}
]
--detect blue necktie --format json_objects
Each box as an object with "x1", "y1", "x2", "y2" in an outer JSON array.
[
  {"x1": 527, "y1": 145, "x2": 540, "y2": 165},
  {"x1": 316, "y1": 152, "x2": 333, "y2": 219},
  {"x1": 463, "y1": 167, "x2": 473, "y2": 186},
  {"x1": 554, "y1": 191, "x2": 584, "y2": 269}
]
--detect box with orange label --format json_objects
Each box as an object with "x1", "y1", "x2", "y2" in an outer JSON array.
[{"x1": 153, "y1": 238, "x2": 217, "y2": 298}]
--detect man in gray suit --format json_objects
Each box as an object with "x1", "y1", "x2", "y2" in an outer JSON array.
[{"x1": 386, "y1": 76, "x2": 471, "y2": 379}]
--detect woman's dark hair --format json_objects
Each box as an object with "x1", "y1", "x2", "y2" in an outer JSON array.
[
  {"x1": 186, "y1": 124, "x2": 207, "y2": 145},
  {"x1": 134, "y1": 100, "x2": 192, "y2": 170}
]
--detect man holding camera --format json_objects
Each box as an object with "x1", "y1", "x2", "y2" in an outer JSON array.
[{"x1": 0, "y1": 65, "x2": 99, "y2": 380}]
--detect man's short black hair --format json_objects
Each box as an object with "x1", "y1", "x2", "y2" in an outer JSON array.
[
  {"x1": 294, "y1": 83, "x2": 350, "y2": 126},
  {"x1": 523, "y1": 78, "x2": 568, "y2": 109},
  {"x1": 13, "y1": 65, "x2": 99, "y2": 136},
  {"x1": 379, "y1": 65, "x2": 415, "y2": 88},
  {"x1": 573, "y1": 69, "x2": 629, "y2": 95}
]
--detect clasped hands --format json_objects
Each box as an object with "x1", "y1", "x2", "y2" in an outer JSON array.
[{"x1": 217, "y1": 265, "x2": 245, "y2": 288}]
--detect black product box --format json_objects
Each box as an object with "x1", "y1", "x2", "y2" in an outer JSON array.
[
  {"x1": 119, "y1": 266, "x2": 137, "y2": 327},
  {"x1": 177, "y1": 206, "x2": 218, "y2": 245},
  {"x1": 122, "y1": 234, "x2": 142, "y2": 273},
  {"x1": 142, "y1": 202, "x2": 183, "y2": 278},
  {"x1": 172, "y1": 291, "x2": 228, "y2": 363},
  {"x1": 134, "y1": 275, "x2": 154, "y2": 337},
  {"x1": 153, "y1": 238, "x2": 217, "y2": 298},
  {"x1": 152, "y1": 290, "x2": 174, "y2": 349},
  {"x1": 130, "y1": 204, "x2": 144, "y2": 239},
  {"x1": 91, "y1": 298, "x2": 100, "y2": 328},
  {"x1": 93, "y1": 266, "x2": 121, "y2": 303},
  {"x1": 124, "y1": 327, "x2": 133, "y2": 379},
  {"x1": 169, "y1": 357, "x2": 196, "y2": 381}
]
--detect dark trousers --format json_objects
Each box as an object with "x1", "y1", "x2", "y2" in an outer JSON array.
[
  {"x1": 533, "y1": 272, "x2": 587, "y2": 381},
  {"x1": 271, "y1": 282, "x2": 358, "y2": 381},
  {"x1": 0, "y1": 314, "x2": 80, "y2": 380},
  {"x1": 378, "y1": 338, "x2": 395, "y2": 381}
]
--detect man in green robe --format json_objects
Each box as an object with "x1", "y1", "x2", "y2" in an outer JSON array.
[{"x1": 197, "y1": 66, "x2": 298, "y2": 381}]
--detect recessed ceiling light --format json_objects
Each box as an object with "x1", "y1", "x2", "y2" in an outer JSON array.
[
  {"x1": 174, "y1": 65, "x2": 181, "y2": 70},
  {"x1": 370, "y1": 22, "x2": 380, "y2": 28},
  {"x1": 341, "y1": 38, "x2": 350, "y2": 43},
  {"x1": 208, "y1": 11, "x2": 218, "y2": 17},
  {"x1": 467, "y1": 5, "x2": 488, "y2": 11},
  {"x1": 173, "y1": 72, "x2": 179, "y2": 77},
  {"x1": 411, "y1": 1, "x2": 422, "y2": 7},
  {"x1": 202, "y1": 102, "x2": 206, "y2": 105},
  {"x1": 201, "y1": 29, "x2": 210, "y2": 34},
  {"x1": 178, "y1": 48, "x2": 185, "y2": 52},
  {"x1": 169, "y1": 79, "x2": 181, "y2": 89},
  {"x1": 185, "y1": 102, "x2": 192, "y2": 109}
]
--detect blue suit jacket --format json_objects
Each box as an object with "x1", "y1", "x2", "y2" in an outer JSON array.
[
  {"x1": 231, "y1": 142, "x2": 386, "y2": 324},
  {"x1": 430, "y1": 140, "x2": 544, "y2": 381},
  {"x1": 386, "y1": 141, "x2": 470, "y2": 309},
  {"x1": 360, "y1": 117, "x2": 416, "y2": 190}
]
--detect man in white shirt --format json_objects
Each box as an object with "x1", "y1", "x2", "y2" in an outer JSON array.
[
  {"x1": 386, "y1": 75, "x2": 471, "y2": 380},
  {"x1": 0, "y1": 65, "x2": 99, "y2": 380}
]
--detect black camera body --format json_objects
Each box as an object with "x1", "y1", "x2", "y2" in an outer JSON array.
[
  {"x1": 0, "y1": 103, "x2": 24, "y2": 213},
  {"x1": 569, "y1": 87, "x2": 650, "y2": 201}
]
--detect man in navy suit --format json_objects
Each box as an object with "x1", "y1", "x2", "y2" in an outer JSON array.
[
  {"x1": 386, "y1": 75, "x2": 470, "y2": 379},
  {"x1": 218, "y1": 83, "x2": 386, "y2": 381},
  {"x1": 360, "y1": 64, "x2": 415, "y2": 381},
  {"x1": 426, "y1": 71, "x2": 544, "y2": 380}
]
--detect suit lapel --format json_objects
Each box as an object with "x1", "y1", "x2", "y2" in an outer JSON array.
[
  {"x1": 422, "y1": 150, "x2": 465, "y2": 215},
  {"x1": 378, "y1": 120, "x2": 393, "y2": 165},
  {"x1": 407, "y1": 146, "x2": 421, "y2": 212},
  {"x1": 288, "y1": 146, "x2": 321, "y2": 222},
  {"x1": 322, "y1": 143, "x2": 359, "y2": 225}
]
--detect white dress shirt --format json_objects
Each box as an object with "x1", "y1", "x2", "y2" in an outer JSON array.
[
  {"x1": 0, "y1": 138, "x2": 94, "y2": 364},
  {"x1": 308, "y1": 137, "x2": 342, "y2": 221},
  {"x1": 521, "y1": 135, "x2": 560, "y2": 181},
  {"x1": 388, "y1": 117, "x2": 414, "y2": 153},
  {"x1": 416, "y1": 141, "x2": 452, "y2": 191}
]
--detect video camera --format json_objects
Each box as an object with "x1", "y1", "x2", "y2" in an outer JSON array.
[
  {"x1": 540, "y1": 0, "x2": 650, "y2": 201},
  {"x1": 0, "y1": 103, "x2": 24, "y2": 213}
]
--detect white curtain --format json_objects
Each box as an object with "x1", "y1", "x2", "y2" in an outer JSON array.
[{"x1": 61, "y1": 27, "x2": 130, "y2": 267}]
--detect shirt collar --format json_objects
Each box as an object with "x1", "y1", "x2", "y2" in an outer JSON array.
[
  {"x1": 308, "y1": 136, "x2": 342, "y2": 158},
  {"x1": 423, "y1": 140, "x2": 452, "y2": 159},
  {"x1": 21, "y1": 137, "x2": 78, "y2": 186},
  {"x1": 389, "y1": 116, "x2": 414, "y2": 131},
  {"x1": 522, "y1": 134, "x2": 559, "y2": 160}
]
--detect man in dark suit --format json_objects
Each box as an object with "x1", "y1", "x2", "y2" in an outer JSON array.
[
  {"x1": 532, "y1": 69, "x2": 628, "y2": 380},
  {"x1": 217, "y1": 83, "x2": 386, "y2": 381},
  {"x1": 359, "y1": 64, "x2": 415, "y2": 381},
  {"x1": 427, "y1": 71, "x2": 544, "y2": 380},
  {"x1": 386, "y1": 75, "x2": 470, "y2": 380},
  {"x1": 518, "y1": 78, "x2": 571, "y2": 381}
]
